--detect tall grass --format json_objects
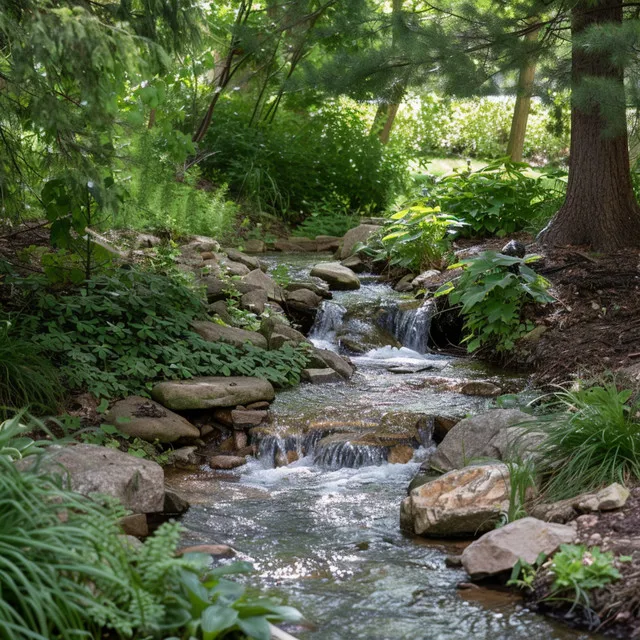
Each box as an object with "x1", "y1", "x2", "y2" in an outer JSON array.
[{"x1": 530, "y1": 384, "x2": 640, "y2": 500}]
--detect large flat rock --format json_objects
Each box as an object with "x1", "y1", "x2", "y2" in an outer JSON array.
[
  {"x1": 20, "y1": 444, "x2": 165, "y2": 513},
  {"x1": 192, "y1": 320, "x2": 268, "y2": 349},
  {"x1": 152, "y1": 376, "x2": 275, "y2": 410},
  {"x1": 309, "y1": 262, "x2": 360, "y2": 290},
  {"x1": 105, "y1": 396, "x2": 200, "y2": 443}
]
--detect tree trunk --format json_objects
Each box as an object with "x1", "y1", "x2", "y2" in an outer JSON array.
[
  {"x1": 506, "y1": 28, "x2": 539, "y2": 162},
  {"x1": 540, "y1": 0, "x2": 640, "y2": 250}
]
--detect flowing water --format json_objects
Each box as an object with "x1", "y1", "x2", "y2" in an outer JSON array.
[{"x1": 174, "y1": 253, "x2": 595, "y2": 640}]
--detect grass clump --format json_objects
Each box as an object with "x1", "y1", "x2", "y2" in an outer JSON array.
[{"x1": 531, "y1": 384, "x2": 640, "y2": 500}]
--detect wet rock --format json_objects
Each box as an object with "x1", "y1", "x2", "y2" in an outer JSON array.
[
  {"x1": 152, "y1": 376, "x2": 275, "y2": 411},
  {"x1": 378, "y1": 411, "x2": 430, "y2": 443},
  {"x1": 337, "y1": 224, "x2": 381, "y2": 259},
  {"x1": 120, "y1": 513, "x2": 149, "y2": 537},
  {"x1": 224, "y1": 248, "x2": 262, "y2": 271},
  {"x1": 164, "y1": 489, "x2": 190, "y2": 514},
  {"x1": 310, "y1": 262, "x2": 360, "y2": 290},
  {"x1": 400, "y1": 464, "x2": 510, "y2": 537},
  {"x1": 19, "y1": 444, "x2": 165, "y2": 513},
  {"x1": 243, "y1": 239, "x2": 267, "y2": 254},
  {"x1": 340, "y1": 255, "x2": 367, "y2": 273},
  {"x1": 178, "y1": 544, "x2": 236, "y2": 557},
  {"x1": 388, "y1": 445, "x2": 414, "y2": 464},
  {"x1": 310, "y1": 348, "x2": 355, "y2": 380},
  {"x1": 231, "y1": 409, "x2": 268, "y2": 428},
  {"x1": 429, "y1": 409, "x2": 536, "y2": 472},
  {"x1": 302, "y1": 368, "x2": 343, "y2": 384},
  {"x1": 105, "y1": 396, "x2": 200, "y2": 443},
  {"x1": 394, "y1": 274, "x2": 415, "y2": 292},
  {"x1": 165, "y1": 446, "x2": 199, "y2": 466},
  {"x1": 530, "y1": 483, "x2": 630, "y2": 523},
  {"x1": 240, "y1": 289, "x2": 268, "y2": 314},
  {"x1": 209, "y1": 455, "x2": 247, "y2": 470},
  {"x1": 461, "y1": 517, "x2": 575, "y2": 580},
  {"x1": 459, "y1": 381, "x2": 502, "y2": 397},
  {"x1": 191, "y1": 320, "x2": 268, "y2": 349},
  {"x1": 286, "y1": 280, "x2": 332, "y2": 299},
  {"x1": 287, "y1": 450, "x2": 299, "y2": 464},
  {"x1": 411, "y1": 270, "x2": 441, "y2": 290}
]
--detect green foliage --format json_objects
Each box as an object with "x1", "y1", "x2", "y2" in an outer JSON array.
[
  {"x1": 293, "y1": 196, "x2": 359, "y2": 238},
  {"x1": 421, "y1": 160, "x2": 566, "y2": 238},
  {"x1": 118, "y1": 133, "x2": 238, "y2": 239},
  {"x1": 395, "y1": 93, "x2": 570, "y2": 163},
  {"x1": 507, "y1": 553, "x2": 547, "y2": 592},
  {"x1": 373, "y1": 204, "x2": 463, "y2": 271},
  {"x1": 270, "y1": 265, "x2": 292, "y2": 288},
  {"x1": 202, "y1": 97, "x2": 408, "y2": 221},
  {"x1": 436, "y1": 252, "x2": 554, "y2": 353},
  {"x1": 0, "y1": 414, "x2": 301, "y2": 639},
  {"x1": 530, "y1": 384, "x2": 640, "y2": 500},
  {"x1": 0, "y1": 322, "x2": 62, "y2": 417},
  {"x1": 499, "y1": 457, "x2": 537, "y2": 525},
  {"x1": 7, "y1": 269, "x2": 308, "y2": 399},
  {"x1": 547, "y1": 544, "x2": 629, "y2": 612}
]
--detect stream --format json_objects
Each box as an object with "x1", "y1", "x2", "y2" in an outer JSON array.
[{"x1": 172, "y1": 254, "x2": 594, "y2": 640}]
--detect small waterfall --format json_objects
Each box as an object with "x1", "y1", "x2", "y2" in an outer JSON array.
[
  {"x1": 313, "y1": 440, "x2": 388, "y2": 470},
  {"x1": 378, "y1": 300, "x2": 436, "y2": 354},
  {"x1": 256, "y1": 433, "x2": 303, "y2": 467},
  {"x1": 308, "y1": 301, "x2": 347, "y2": 348}
]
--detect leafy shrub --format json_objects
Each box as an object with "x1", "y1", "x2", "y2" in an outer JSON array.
[
  {"x1": 394, "y1": 93, "x2": 570, "y2": 162},
  {"x1": 368, "y1": 204, "x2": 463, "y2": 271},
  {"x1": 201, "y1": 97, "x2": 408, "y2": 221},
  {"x1": 293, "y1": 196, "x2": 359, "y2": 238},
  {"x1": 436, "y1": 251, "x2": 554, "y2": 353},
  {"x1": 0, "y1": 414, "x2": 301, "y2": 639},
  {"x1": 0, "y1": 322, "x2": 62, "y2": 417},
  {"x1": 8, "y1": 269, "x2": 309, "y2": 399},
  {"x1": 421, "y1": 160, "x2": 566, "y2": 238},
  {"x1": 530, "y1": 384, "x2": 640, "y2": 500},
  {"x1": 118, "y1": 132, "x2": 238, "y2": 239}
]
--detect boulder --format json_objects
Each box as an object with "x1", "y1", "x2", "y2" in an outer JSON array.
[
  {"x1": 411, "y1": 270, "x2": 441, "y2": 290},
  {"x1": 274, "y1": 239, "x2": 307, "y2": 252},
  {"x1": 221, "y1": 258, "x2": 250, "y2": 277},
  {"x1": 200, "y1": 275, "x2": 229, "y2": 303},
  {"x1": 286, "y1": 281, "x2": 332, "y2": 299},
  {"x1": 231, "y1": 409, "x2": 268, "y2": 428},
  {"x1": 530, "y1": 483, "x2": 631, "y2": 523},
  {"x1": 459, "y1": 381, "x2": 502, "y2": 397},
  {"x1": 429, "y1": 409, "x2": 535, "y2": 472},
  {"x1": 461, "y1": 517, "x2": 576, "y2": 580},
  {"x1": 400, "y1": 464, "x2": 510, "y2": 537},
  {"x1": 164, "y1": 489, "x2": 190, "y2": 514},
  {"x1": 260, "y1": 317, "x2": 310, "y2": 349},
  {"x1": 388, "y1": 445, "x2": 414, "y2": 464},
  {"x1": 311, "y1": 348, "x2": 355, "y2": 379},
  {"x1": 209, "y1": 300, "x2": 233, "y2": 324},
  {"x1": 191, "y1": 320, "x2": 268, "y2": 349},
  {"x1": 285, "y1": 288, "x2": 323, "y2": 309},
  {"x1": 301, "y1": 368, "x2": 343, "y2": 384},
  {"x1": 165, "y1": 446, "x2": 199, "y2": 466},
  {"x1": 315, "y1": 235, "x2": 342, "y2": 252},
  {"x1": 120, "y1": 513, "x2": 149, "y2": 537},
  {"x1": 186, "y1": 235, "x2": 220, "y2": 253},
  {"x1": 394, "y1": 274, "x2": 416, "y2": 293},
  {"x1": 287, "y1": 237, "x2": 318, "y2": 252},
  {"x1": 337, "y1": 224, "x2": 380, "y2": 259},
  {"x1": 240, "y1": 289, "x2": 268, "y2": 314},
  {"x1": 105, "y1": 396, "x2": 200, "y2": 443},
  {"x1": 340, "y1": 255, "x2": 367, "y2": 273},
  {"x1": 243, "y1": 239, "x2": 267, "y2": 254},
  {"x1": 209, "y1": 455, "x2": 247, "y2": 470},
  {"x1": 20, "y1": 444, "x2": 165, "y2": 513},
  {"x1": 152, "y1": 376, "x2": 275, "y2": 411},
  {"x1": 242, "y1": 269, "x2": 283, "y2": 301},
  {"x1": 224, "y1": 248, "x2": 262, "y2": 271},
  {"x1": 178, "y1": 544, "x2": 236, "y2": 557},
  {"x1": 310, "y1": 262, "x2": 360, "y2": 290}
]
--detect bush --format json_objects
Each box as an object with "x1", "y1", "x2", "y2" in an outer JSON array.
[
  {"x1": 201, "y1": 97, "x2": 408, "y2": 221},
  {"x1": 422, "y1": 160, "x2": 566, "y2": 237},
  {"x1": 436, "y1": 251, "x2": 554, "y2": 353},
  {"x1": 7, "y1": 269, "x2": 309, "y2": 399},
  {"x1": 0, "y1": 322, "x2": 62, "y2": 417},
  {"x1": 0, "y1": 414, "x2": 301, "y2": 639},
  {"x1": 394, "y1": 93, "x2": 570, "y2": 162},
  {"x1": 530, "y1": 384, "x2": 640, "y2": 500}
]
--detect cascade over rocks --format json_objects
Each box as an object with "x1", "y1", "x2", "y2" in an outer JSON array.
[
  {"x1": 19, "y1": 444, "x2": 165, "y2": 513},
  {"x1": 105, "y1": 396, "x2": 200, "y2": 443},
  {"x1": 428, "y1": 409, "x2": 537, "y2": 472},
  {"x1": 310, "y1": 262, "x2": 360, "y2": 290},
  {"x1": 151, "y1": 376, "x2": 275, "y2": 410},
  {"x1": 191, "y1": 320, "x2": 268, "y2": 349},
  {"x1": 400, "y1": 464, "x2": 511, "y2": 537},
  {"x1": 461, "y1": 517, "x2": 576, "y2": 581}
]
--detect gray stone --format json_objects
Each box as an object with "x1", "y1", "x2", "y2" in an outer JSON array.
[
  {"x1": 243, "y1": 239, "x2": 267, "y2": 254},
  {"x1": 301, "y1": 368, "x2": 343, "y2": 384},
  {"x1": 312, "y1": 348, "x2": 354, "y2": 379},
  {"x1": 260, "y1": 317, "x2": 309, "y2": 347},
  {"x1": 242, "y1": 269, "x2": 284, "y2": 301},
  {"x1": 461, "y1": 517, "x2": 575, "y2": 580},
  {"x1": 221, "y1": 258, "x2": 250, "y2": 277},
  {"x1": 310, "y1": 262, "x2": 360, "y2": 290},
  {"x1": 285, "y1": 288, "x2": 322, "y2": 309},
  {"x1": 152, "y1": 376, "x2": 275, "y2": 411},
  {"x1": 187, "y1": 236, "x2": 220, "y2": 253},
  {"x1": 164, "y1": 489, "x2": 190, "y2": 514},
  {"x1": 400, "y1": 464, "x2": 510, "y2": 537},
  {"x1": 105, "y1": 396, "x2": 200, "y2": 443},
  {"x1": 231, "y1": 409, "x2": 268, "y2": 428},
  {"x1": 192, "y1": 320, "x2": 268, "y2": 349},
  {"x1": 120, "y1": 513, "x2": 149, "y2": 537},
  {"x1": 429, "y1": 409, "x2": 536, "y2": 472},
  {"x1": 20, "y1": 444, "x2": 165, "y2": 513},
  {"x1": 240, "y1": 289, "x2": 268, "y2": 314},
  {"x1": 337, "y1": 224, "x2": 381, "y2": 259},
  {"x1": 286, "y1": 281, "x2": 332, "y2": 299},
  {"x1": 340, "y1": 255, "x2": 367, "y2": 273},
  {"x1": 224, "y1": 248, "x2": 262, "y2": 271},
  {"x1": 459, "y1": 381, "x2": 502, "y2": 397},
  {"x1": 209, "y1": 300, "x2": 233, "y2": 324},
  {"x1": 411, "y1": 270, "x2": 441, "y2": 290},
  {"x1": 200, "y1": 275, "x2": 229, "y2": 303},
  {"x1": 165, "y1": 446, "x2": 199, "y2": 466},
  {"x1": 315, "y1": 235, "x2": 342, "y2": 251},
  {"x1": 210, "y1": 455, "x2": 247, "y2": 470}
]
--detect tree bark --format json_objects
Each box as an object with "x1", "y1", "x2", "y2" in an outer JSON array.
[
  {"x1": 506, "y1": 28, "x2": 539, "y2": 162},
  {"x1": 540, "y1": 0, "x2": 640, "y2": 250}
]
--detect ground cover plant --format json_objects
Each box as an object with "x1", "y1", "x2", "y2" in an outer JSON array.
[
  {"x1": 436, "y1": 251, "x2": 554, "y2": 353},
  {"x1": 3, "y1": 269, "x2": 309, "y2": 400},
  {"x1": 0, "y1": 413, "x2": 301, "y2": 639},
  {"x1": 529, "y1": 384, "x2": 640, "y2": 500}
]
